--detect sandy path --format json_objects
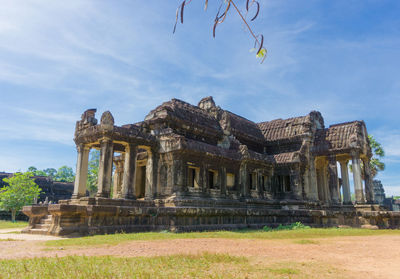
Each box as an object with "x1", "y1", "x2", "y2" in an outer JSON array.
[
  {"x1": 0, "y1": 228, "x2": 63, "y2": 241},
  {"x1": 1, "y1": 235, "x2": 400, "y2": 278}
]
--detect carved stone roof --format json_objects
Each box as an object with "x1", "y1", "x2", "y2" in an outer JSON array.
[
  {"x1": 313, "y1": 121, "x2": 367, "y2": 154},
  {"x1": 258, "y1": 116, "x2": 310, "y2": 142},
  {"x1": 224, "y1": 111, "x2": 265, "y2": 145},
  {"x1": 144, "y1": 98, "x2": 223, "y2": 140},
  {"x1": 257, "y1": 111, "x2": 324, "y2": 143}
]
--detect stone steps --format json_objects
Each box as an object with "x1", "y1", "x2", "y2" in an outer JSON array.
[
  {"x1": 40, "y1": 217, "x2": 52, "y2": 224},
  {"x1": 34, "y1": 223, "x2": 50, "y2": 229},
  {"x1": 28, "y1": 215, "x2": 53, "y2": 235},
  {"x1": 27, "y1": 228, "x2": 49, "y2": 234}
]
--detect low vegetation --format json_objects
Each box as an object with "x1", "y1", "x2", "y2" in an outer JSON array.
[
  {"x1": 46, "y1": 226, "x2": 400, "y2": 247},
  {"x1": 263, "y1": 221, "x2": 311, "y2": 231},
  {"x1": 293, "y1": 239, "x2": 320, "y2": 245},
  {"x1": 0, "y1": 238, "x2": 22, "y2": 242},
  {"x1": 0, "y1": 220, "x2": 28, "y2": 229},
  {"x1": 0, "y1": 253, "x2": 345, "y2": 279}
]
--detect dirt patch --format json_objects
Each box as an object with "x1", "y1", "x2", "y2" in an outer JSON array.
[{"x1": 1, "y1": 235, "x2": 399, "y2": 278}]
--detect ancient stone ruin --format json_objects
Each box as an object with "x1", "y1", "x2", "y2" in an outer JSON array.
[
  {"x1": 23, "y1": 97, "x2": 400, "y2": 235},
  {"x1": 373, "y1": 179, "x2": 400, "y2": 211}
]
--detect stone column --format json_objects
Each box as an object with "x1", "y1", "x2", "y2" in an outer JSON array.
[
  {"x1": 321, "y1": 160, "x2": 330, "y2": 202},
  {"x1": 220, "y1": 166, "x2": 227, "y2": 196},
  {"x1": 172, "y1": 158, "x2": 185, "y2": 194},
  {"x1": 290, "y1": 166, "x2": 302, "y2": 200},
  {"x1": 145, "y1": 150, "x2": 158, "y2": 199},
  {"x1": 339, "y1": 160, "x2": 351, "y2": 204},
  {"x1": 327, "y1": 155, "x2": 340, "y2": 204},
  {"x1": 253, "y1": 170, "x2": 259, "y2": 197},
  {"x1": 316, "y1": 168, "x2": 324, "y2": 201},
  {"x1": 198, "y1": 164, "x2": 205, "y2": 192},
  {"x1": 258, "y1": 171, "x2": 264, "y2": 197},
  {"x1": 200, "y1": 163, "x2": 209, "y2": 193},
  {"x1": 363, "y1": 158, "x2": 375, "y2": 204},
  {"x1": 308, "y1": 157, "x2": 319, "y2": 200},
  {"x1": 72, "y1": 144, "x2": 90, "y2": 199},
  {"x1": 302, "y1": 166, "x2": 310, "y2": 199},
  {"x1": 351, "y1": 151, "x2": 365, "y2": 203},
  {"x1": 120, "y1": 144, "x2": 137, "y2": 199},
  {"x1": 96, "y1": 137, "x2": 114, "y2": 198},
  {"x1": 112, "y1": 156, "x2": 124, "y2": 198},
  {"x1": 239, "y1": 162, "x2": 248, "y2": 197}
]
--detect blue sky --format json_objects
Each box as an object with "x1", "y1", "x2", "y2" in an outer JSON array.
[{"x1": 0, "y1": 1, "x2": 399, "y2": 195}]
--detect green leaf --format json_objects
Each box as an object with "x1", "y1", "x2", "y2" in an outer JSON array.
[
  {"x1": 256, "y1": 48, "x2": 267, "y2": 58},
  {"x1": 0, "y1": 172, "x2": 42, "y2": 212}
]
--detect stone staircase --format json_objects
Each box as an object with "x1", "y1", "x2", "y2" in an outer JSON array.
[{"x1": 28, "y1": 214, "x2": 52, "y2": 235}]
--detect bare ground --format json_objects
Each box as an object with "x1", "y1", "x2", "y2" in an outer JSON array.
[{"x1": 0, "y1": 231, "x2": 399, "y2": 279}]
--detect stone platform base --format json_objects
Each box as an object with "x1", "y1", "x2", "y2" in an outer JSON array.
[{"x1": 22, "y1": 198, "x2": 400, "y2": 236}]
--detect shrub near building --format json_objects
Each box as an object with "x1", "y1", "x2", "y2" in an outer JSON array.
[{"x1": 0, "y1": 172, "x2": 41, "y2": 222}]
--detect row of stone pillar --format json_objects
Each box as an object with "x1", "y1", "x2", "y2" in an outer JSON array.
[
  {"x1": 72, "y1": 139, "x2": 156, "y2": 200},
  {"x1": 312, "y1": 151, "x2": 374, "y2": 205},
  {"x1": 239, "y1": 162, "x2": 273, "y2": 197},
  {"x1": 351, "y1": 151, "x2": 374, "y2": 204}
]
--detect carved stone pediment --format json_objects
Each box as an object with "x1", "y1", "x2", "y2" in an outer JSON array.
[
  {"x1": 101, "y1": 111, "x2": 115, "y2": 126},
  {"x1": 75, "y1": 109, "x2": 98, "y2": 135}
]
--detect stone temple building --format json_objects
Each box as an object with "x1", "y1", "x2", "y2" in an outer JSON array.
[{"x1": 23, "y1": 97, "x2": 400, "y2": 235}]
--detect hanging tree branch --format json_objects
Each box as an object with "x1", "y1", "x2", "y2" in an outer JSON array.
[{"x1": 173, "y1": 0, "x2": 267, "y2": 63}]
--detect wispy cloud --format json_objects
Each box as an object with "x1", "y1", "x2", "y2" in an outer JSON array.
[{"x1": 0, "y1": 0, "x2": 398, "y2": 176}]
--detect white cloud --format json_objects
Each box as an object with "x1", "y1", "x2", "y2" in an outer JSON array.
[{"x1": 0, "y1": 0, "x2": 398, "y2": 178}]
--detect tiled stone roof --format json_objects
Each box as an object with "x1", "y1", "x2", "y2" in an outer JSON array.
[
  {"x1": 224, "y1": 111, "x2": 265, "y2": 144},
  {"x1": 258, "y1": 116, "x2": 309, "y2": 141},
  {"x1": 314, "y1": 121, "x2": 365, "y2": 153},
  {"x1": 273, "y1": 152, "x2": 298, "y2": 164}
]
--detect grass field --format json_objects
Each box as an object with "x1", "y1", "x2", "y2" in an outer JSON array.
[
  {"x1": 0, "y1": 225, "x2": 398, "y2": 278},
  {"x1": 0, "y1": 253, "x2": 343, "y2": 279},
  {"x1": 45, "y1": 227, "x2": 400, "y2": 247},
  {"x1": 0, "y1": 220, "x2": 27, "y2": 229}
]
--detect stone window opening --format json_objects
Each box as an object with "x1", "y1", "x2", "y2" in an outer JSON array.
[
  {"x1": 249, "y1": 172, "x2": 257, "y2": 190},
  {"x1": 208, "y1": 170, "x2": 219, "y2": 189},
  {"x1": 261, "y1": 175, "x2": 268, "y2": 191},
  {"x1": 226, "y1": 173, "x2": 235, "y2": 189},
  {"x1": 272, "y1": 175, "x2": 288, "y2": 193},
  {"x1": 188, "y1": 166, "x2": 200, "y2": 188},
  {"x1": 111, "y1": 152, "x2": 124, "y2": 199},
  {"x1": 135, "y1": 165, "x2": 146, "y2": 199},
  {"x1": 283, "y1": 176, "x2": 291, "y2": 192}
]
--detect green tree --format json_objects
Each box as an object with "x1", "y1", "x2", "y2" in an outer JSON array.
[
  {"x1": 27, "y1": 166, "x2": 37, "y2": 173},
  {"x1": 43, "y1": 168, "x2": 57, "y2": 179},
  {"x1": 0, "y1": 172, "x2": 42, "y2": 222},
  {"x1": 368, "y1": 135, "x2": 385, "y2": 178},
  {"x1": 349, "y1": 135, "x2": 385, "y2": 178},
  {"x1": 54, "y1": 166, "x2": 75, "y2": 183},
  {"x1": 27, "y1": 166, "x2": 47, "y2": 176},
  {"x1": 87, "y1": 150, "x2": 100, "y2": 196}
]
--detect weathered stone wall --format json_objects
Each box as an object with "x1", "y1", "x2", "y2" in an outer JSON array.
[{"x1": 22, "y1": 198, "x2": 400, "y2": 236}]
